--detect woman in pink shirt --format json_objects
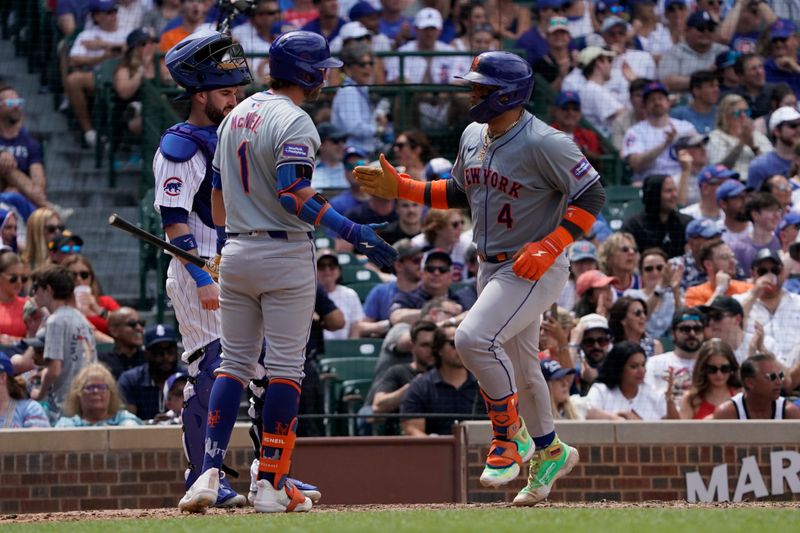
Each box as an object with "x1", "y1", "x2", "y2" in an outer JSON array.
[{"x1": 0, "y1": 252, "x2": 28, "y2": 340}]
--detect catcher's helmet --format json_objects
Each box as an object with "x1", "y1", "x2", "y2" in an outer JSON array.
[
  {"x1": 454, "y1": 51, "x2": 533, "y2": 123},
  {"x1": 269, "y1": 30, "x2": 343, "y2": 91},
  {"x1": 166, "y1": 29, "x2": 252, "y2": 94}
]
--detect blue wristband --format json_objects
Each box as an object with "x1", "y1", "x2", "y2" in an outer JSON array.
[
  {"x1": 215, "y1": 225, "x2": 227, "y2": 254},
  {"x1": 320, "y1": 206, "x2": 357, "y2": 242},
  {"x1": 186, "y1": 263, "x2": 213, "y2": 287}
]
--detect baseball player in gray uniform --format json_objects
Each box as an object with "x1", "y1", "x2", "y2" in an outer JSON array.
[
  {"x1": 179, "y1": 31, "x2": 397, "y2": 514},
  {"x1": 355, "y1": 51, "x2": 606, "y2": 505}
]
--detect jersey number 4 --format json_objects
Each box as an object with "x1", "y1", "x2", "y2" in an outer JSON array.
[
  {"x1": 497, "y1": 203, "x2": 513, "y2": 229},
  {"x1": 237, "y1": 141, "x2": 251, "y2": 194}
]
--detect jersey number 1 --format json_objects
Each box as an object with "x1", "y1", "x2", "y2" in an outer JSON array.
[
  {"x1": 497, "y1": 203, "x2": 513, "y2": 229},
  {"x1": 237, "y1": 141, "x2": 250, "y2": 194}
]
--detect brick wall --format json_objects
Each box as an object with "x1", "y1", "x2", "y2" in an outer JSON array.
[{"x1": 463, "y1": 421, "x2": 800, "y2": 503}]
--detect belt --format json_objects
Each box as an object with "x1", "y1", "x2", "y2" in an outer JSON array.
[
  {"x1": 227, "y1": 230, "x2": 313, "y2": 240},
  {"x1": 478, "y1": 251, "x2": 513, "y2": 264}
]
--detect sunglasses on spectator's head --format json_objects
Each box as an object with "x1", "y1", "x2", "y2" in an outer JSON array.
[
  {"x1": 706, "y1": 364, "x2": 732, "y2": 374},
  {"x1": 2, "y1": 98, "x2": 24, "y2": 108},
  {"x1": 46, "y1": 224, "x2": 66, "y2": 234},
  {"x1": 756, "y1": 265, "x2": 781, "y2": 277},
  {"x1": 58, "y1": 245, "x2": 82, "y2": 254},
  {"x1": 345, "y1": 159, "x2": 367, "y2": 171},
  {"x1": 2, "y1": 273, "x2": 28, "y2": 283}
]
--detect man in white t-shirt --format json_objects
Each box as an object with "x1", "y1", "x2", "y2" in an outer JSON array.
[
  {"x1": 572, "y1": 46, "x2": 626, "y2": 138},
  {"x1": 231, "y1": 0, "x2": 280, "y2": 83},
  {"x1": 644, "y1": 308, "x2": 706, "y2": 401},
  {"x1": 621, "y1": 80, "x2": 697, "y2": 183}
]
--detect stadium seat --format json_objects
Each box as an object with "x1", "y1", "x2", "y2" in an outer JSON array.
[
  {"x1": 323, "y1": 338, "x2": 383, "y2": 358},
  {"x1": 318, "y1": 356, "x2": 377, "y2": 436},
  {"x1": 340, "y1": 265, "x2": 381, "y2": 284},
  {"x1": 603, "y1": 185, "x2": 643, "y2": 230},
  {"x1": 340, "y1": 378, "x2": 373, "y2": 436},
  {"x1": 347, "y1": 281, "x2": 379, "y2": 303}
]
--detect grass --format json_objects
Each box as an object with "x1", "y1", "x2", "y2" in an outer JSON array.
[{"x1": 4, "y1": 507, "x2": 800, "y2": 533}]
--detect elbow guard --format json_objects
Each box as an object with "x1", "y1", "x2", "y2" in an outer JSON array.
[{"x1": 276, "y1": 163, "x2": 313, "y2": 217}]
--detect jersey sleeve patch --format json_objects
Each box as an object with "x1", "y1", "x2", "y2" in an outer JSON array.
[
  {"x1": 571, "y1": 157, "x2": 591, "y2": 180},
  {"x1": 163, "y1": 176, "x2": 184, "y2": 196},
  {"x1": 282, "y1": 143, "x2": 310, "y2": 158}
]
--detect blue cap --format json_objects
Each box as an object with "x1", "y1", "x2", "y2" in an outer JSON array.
[
  {"x1": 536, "y1": 0, "x2": 566, "y2": 9},
  {"x1": 687, "y1": 10, "x2": 717, "y2": 30},
  {"x1": 0, "y1": 352, "x2": 12, "y2": 376},
  {"x1": 770, "y1": 18, "x2": 797, "y2": 40},
  {"x1": 698, "y1": 164, "x2": 739, "y2": 186},
  {"x1": 90, "y1": 0, "x2": 117, "y2": 12},
  {"x1": 164, "y1": 371, "x2": 189, "y2": 395},
  {"x1": 664, "y1": 0, "x2": 687, "y2": 8},
  {"x1": 588, "y1": 218, "x2": 613, "y2": 242},
  {"x1": 145, "y1": 324, "x2": 178, "y2": 348},
  {"x1": 685, "y1": 218, "x2": 724, "y2": 239},
  {"x1": 540, "y1": 358, "x2": 576, "y2": 381},
  {"x1": 595, "y1": 0, "x2": 624, "y2": 15},
  {"x1": 715, "y1": 49, "x2": 740, "y2": 70},
  {"x1": 349, "y1": 1, "x2": 381, "y2": 20},
  {"x1": 778, "y1": 212, "x2": 800, "y2": 233},
  {"x1": 424, "y1": 157, "x2": 453, "y2": 181},
  {"x1": 126, "y1": 27, "x2": 156, "y2": 49},
  {"x1": 343, "y1": 146, "x2": 368, "y2": 160},
  {"x1": 642, "y1": 80, "x2": 669, "y2": 100},
  {"x1": 716, "y1": 179, "x2": 747, "y2": 202},
  {"x1": 556, "y1": 90, "x2": 581, "y2": 108},
  {"x1": 568, "y1": 240, "x2": 597, "y2": 262}
]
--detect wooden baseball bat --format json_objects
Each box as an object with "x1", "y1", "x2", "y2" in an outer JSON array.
[{"x1": 107, "y1": 214, "x2": 219, "y2": 278}]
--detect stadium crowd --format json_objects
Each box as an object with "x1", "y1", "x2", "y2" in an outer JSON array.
[{"x1": 2, "y1": 0, "x2": 800, "y2": 433}]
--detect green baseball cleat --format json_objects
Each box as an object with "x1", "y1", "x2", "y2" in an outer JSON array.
[
  {"x1": 479, "y1": 420, "x2": 535, "y2": 488},
  {"x1": 513, "y1": 437, "x2": 579, "y2": 506}
]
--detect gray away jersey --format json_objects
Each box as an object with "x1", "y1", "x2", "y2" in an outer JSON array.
[
  {"x1": 451, "y1": 111, "x2": 600, "y2": 256},
  {"x1": 214, "y1": 92, "x2": 320, "y2": 234}
]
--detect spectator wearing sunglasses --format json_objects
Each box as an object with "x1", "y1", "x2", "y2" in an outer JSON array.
[
  {"x1": 231, "y1": 0, "x2": 279, "y2": 83},
  {"x1": 748, "y1": 106, "x2": 800, "y2": 191},
  {"x1": 532, "y1": 17, "x2": 576, "y2": 93},
  {"x1": 331, "y1": 42, "x2": 386, "y2": 156},
  {"x1": 345, "y1": 2, "x2": 392, "y2": 54},
  {"x1": 658, "y1": 11, "x2": 729, "y2": 93},
  {"x1": 700, "y1": 295, "x2": 775, "y2": 363},
  {"x1": 316, "y1": 251, "x2": 365, "y2": 340},
  {"x1": 645, "y1": 308, "x2": 706, "y2": 402},
  {"x1": 608, "y1": 296, "x2": 663, "y2": 359},
  {"x1": 100, "y1": 307, "x2": 146, "y2": 380},
  {"x1": 0, "y1": 252, "x2": 30, "y2": 340},
  {"x1": 678, "y1": 338, "x2": 740, "y2": 418},
  {"x1": 735, "y1": 248, "x2": 800, "y2": 368},
  {"x1": 389, "y1": 130, "x2": 432, "y2": 181},
  {"x1": 411, "y1": 209, "x2": 470, "y2": 282},
  {"x1": 515, "y1": 0, "x2": 566, "y2": 64},
  {"x1": 638, "y1": 247, "x2": 681, "y2": 339},
  {"x1": 707, "y1": 94, "x2": 772, "y2": 181},
  {"x1": 0, "y1": 86, "x2": 48, "y2": 209},
  {"x1": 55, "y1": 363, "x2": 142, "y2": 427},
  {"x1": 48, "y1": 231, "x2": 84, "y2": 265},
  {"x1": 311, "y1": 122, "x2": 349, "y2": 190},
  {"x1": 567, "y1": 313, "x2": 612, "y2": 394},
  {"x1": 118, "y1": 324, "x2": 183, "y2": 420},
  {"x1": 550, "y1": 91, "x2": 603, "y2": 169},
  {"x1": 62, "y1": 254, "x2": 120, "y2": 336},
  {"x1": 329, "y1": 146, "x2": 371, "y2": 216},
  {"x1": 713, "y1": 352, "x2": 800, "y2": 419},
  {"x1": 22, "y1": 207, "x2": 64, "y2": 272}
]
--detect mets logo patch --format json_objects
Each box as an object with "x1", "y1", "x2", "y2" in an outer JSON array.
[
  {"x1": 163, "y1": 176, "x2": 183, "y2": 196},
  {"x1": 282, "y1": 143, "x2": 310, "y2": 158},
  {"x1": 571, "y1": 158, "x2": 591, "y2": 180}
]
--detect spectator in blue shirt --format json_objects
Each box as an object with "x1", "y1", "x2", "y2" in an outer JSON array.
[
  {"x1": 763, "y1": 19, "x2": 800, "y2": 98},
  {"x1": 0, "y1": 86, "x2": 47, "y2": 208},
  {"x1": 56, "y1": 0, "x2": 92, "y2": 36},
  {"x1": 670, "y1": 70, "x2": 720, "y2": 135},
  {"x1": 329, "y1": 146, "x2": 370, "y2": 215},
  {"x1": 311, "y1": 122, "x2": 348, "y2": 190},
  {"x1": 516, "y1": 0, "x2": 565, "y2": 65},
  {"x1": 118, "y1": 324, "x2": 182, "y2": 421},
  {"x1": 400, "y1": 324, "x2": 483, "y2": 435},
  {"x1": 55, "y1": 362, "x2": 142, "y2": 427},
  {"x1": 0, "y1": 352, "x2": 49, "y2": 428},
  {"x1": 301, "y1": 0, "x2": 346, "y2": 41},
  {"x1": 748, "y1": 106, "x2": 800, "y2": 190}
]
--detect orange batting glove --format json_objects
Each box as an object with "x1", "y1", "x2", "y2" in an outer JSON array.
[{"x1": 512, "y1": 226, "x2": 571, "y2": 281}]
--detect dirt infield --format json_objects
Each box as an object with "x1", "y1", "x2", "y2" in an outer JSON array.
[{"x1": 2, "y1": 501, "x2": 798, "y2": 524}]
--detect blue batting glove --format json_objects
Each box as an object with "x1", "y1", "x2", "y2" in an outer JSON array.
[{"x1": 352, "y1": 222, "x2": 398, "y2": 268}]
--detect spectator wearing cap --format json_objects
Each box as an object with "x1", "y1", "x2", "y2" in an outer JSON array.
[
  {"x1": 559, "y1": 0, "x2": 592, "y2": 38},
  {"x1": 329, "y1": 21, "x2": 374, "y2": 54},
  {"x1": 0, "y1": 351, "x2": 49, "y2": 428},
  {"x1": 610, "y1": 78, "x2": 651, "y2": 152},
  {"x1": 735, "y1": 248, "x2": 800, "y2": 368},
  {"x1": 629, "y1": 0, "x2": 673, "y2": 60},
  {"x1": 48, "y1": 231, "x2": 84, "y2": 265},
  {"x1": 621, "y1": 173, "x2": 692, "y2": 258},
  {"x1": 118, "y1": 324, "x2": 182, "y2": 420},
  {"x1": 346, "y1": 2, "x2": 392, "y2": 52},
  {"x1": 0, "y1": 86, "x2": 48, "y2": 208},
  {"x1": 515, "y1": 0, "x2": 565, "y2": 64},
  {"x1": 389, "y1": 249, "x2": 471, "y2": 326},
  {"x1": 763, "y1": 19, "x2": 800, "y2": 97},
  {"x1": 663, "y1": 0, "x2": 689, "y2": 51},
  {"x1": 302, "y1": 0, "x2": 346, "y2": 41},
  {"x1": 557, "y1": 240, "x2": 599, "y2": 313},
  {"x1": 733, "y1": 53, "x2": 777, "y2": 120},
  {"x1": 670, "y1": 70, "x2": 719, "y2": 135},
  {"x1": 316, "y1": 251, "x2": 365, "y2": 340},
  {"x1": 645, "y1": 308, "x2": 706, "y2": 401},
  {"x1": 672, "y1": 133, "x2": 710, "y2": 207},
  {"x1": 727, "y1": 192, "x2": 782, "y2": 271},
  {"x1": 541, "y1": 358, "x2": 594, "y2": 419},
  {"x1": 147, "y1": 370, "x2": 189, "y2": 425},
  {"x1": 599, "y1": 15, "x2": 657, "y2": 97},
  {"x1": 532, "y1": 17, "x2": 576, "y2": 92},
  {"x1": 331, "y1": 42, "x2": 386, "y2": 155},
  {"x1": 100, "y1": 307, "x2": 146, "y2": 380},
  {"x1": 231, "y1": 0, "x2": 280, "y2": 83},
  {"x1": 550, "y1": 91, "x2": 603, "y2": 169},
  {"x1": 585, "y1": 341, "x2": 679, "y2": 420},
  {"x1": 718, "y1": 180, "x2": 751, "y2": 240},
  {"x1": 112, "y1": 28, "x2": 157, "y2": 137},
  {"x1": 707, "y1": 94, "x2": 773, "y2": 181},
  {"x1": 715, "y1": 49, "x2": 742, "y2": 94},
  {"x1": 380, "y1": 197, "x2": 423, "y2": 245},
  {"x1": 312, "y1": 122, "x2": 349, "y2": 190},
  {"x1": 776, "y1": 212, "x2": 800, "y2": 263},
  {"x1": 701, "y1": 295, "x2": 774, "y2": 363},
  {"x1": 66, "y1": 0, "x2": 130, "y2": 147},
  {"x1": 358, "y1": 239, "x2": 422, "y2": 336},
  {"x1": 566, "y1": 313, "x2": 612, "y2": 393},
  {"x1": 753, "y1": 83, "x2": 796, "y2": 140},
  {"x1": 423, "y1": 157, "x2": 452, "y2": 182},
  {"x1": 681, "y1": 163, "x2": 738, "y2": 222},
  {"x1": 748, "y1": 106, "x2": 800, "y2": 190},
  {"x1": 638, "y1": 247, "x2": 681, "y2": 339},
  {"x1": 671, "y1": 216, "x2": 728, "y2": 291},
  {"x1": 621, "y1": 81, "x2": 698, "y2": 184},
  {"x1": 685, "y1": 238, "x2": 752, "y2": 307},
  {"x1": 573, "y1": 46, "x2": 625, "y2": 138},
  {"x1": 330, "y1": 146, "x2": 371, "y2": 215},
  {"x1": 573, "y1": 269, "x2": 616, "y2": 319},
  {"x1": 411, "y1": 209, "x2": 469, "y2": 282},
  {"x1": 658, "y1": 10, "x2": 729, "y2": 93}
]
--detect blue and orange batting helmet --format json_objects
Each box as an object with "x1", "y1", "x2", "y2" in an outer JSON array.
[
  {"x1": 166, "y1": 29, "x2": 252, "y2": 95},
  {"x1": 269, "y1": 30, "x2": 343, "y2": 91},
  {"x1": 455, "y1": 51, "x2": 533, "y2": 123}
]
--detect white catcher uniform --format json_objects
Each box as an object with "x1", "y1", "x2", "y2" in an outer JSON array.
[{"x1": 450, "y1": 110, "x2": 601, "y2": 436}]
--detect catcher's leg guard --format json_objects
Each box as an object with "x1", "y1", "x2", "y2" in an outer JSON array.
[{"x1": 479, "y1": 391, "x2": 534, "y2": 488}]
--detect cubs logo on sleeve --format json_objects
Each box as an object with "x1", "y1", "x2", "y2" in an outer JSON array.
[{"x1": 164, "y1": 177, "x2": 183, "y2": 196}]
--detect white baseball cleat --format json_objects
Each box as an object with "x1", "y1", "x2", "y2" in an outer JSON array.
[
  {"x1": 253, "y1": 479, "x2": 312, "y2": 513},
  {"x1": 179, "y1": 467, "x2": 219, "y2": 513}
]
